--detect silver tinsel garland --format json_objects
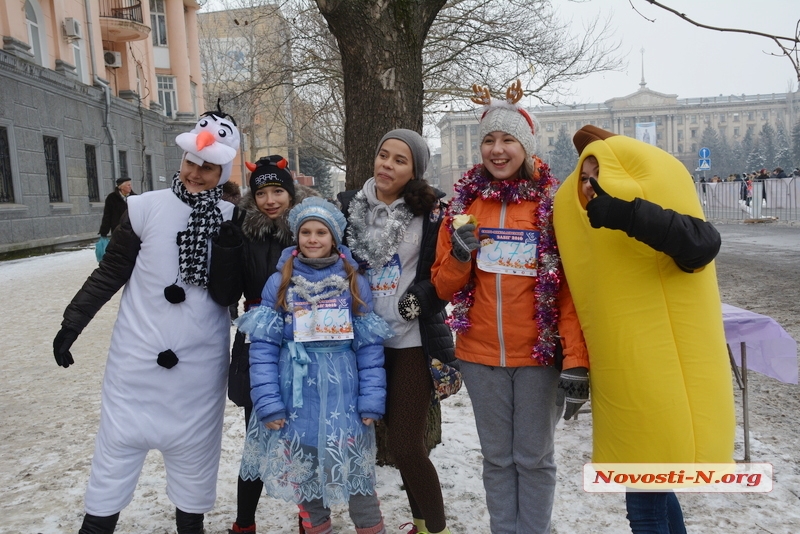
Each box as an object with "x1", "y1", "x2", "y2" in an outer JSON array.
[{"x1": 345, "y1": 190, "x2": 413, "y2": 269}]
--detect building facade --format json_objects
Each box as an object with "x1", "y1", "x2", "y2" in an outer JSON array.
[
  {"x1": 437, "y1": 84, "x2": 800, "y2": 196},
  {"x1": 1, "y1": 0, "x2": 207, "y2": 254},
  {"x1": 198, "y1": 6, "x2": 292, "y2": 174}
]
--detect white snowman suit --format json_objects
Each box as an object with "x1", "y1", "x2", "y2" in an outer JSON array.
[{"x1": 84, "y1": 115, "x2": 240, "y2": 516}]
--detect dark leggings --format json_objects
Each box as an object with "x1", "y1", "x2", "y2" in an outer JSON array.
[
  {"x1": 383, "y1": 347, "x2": 446, "y2": 533},
  {"x1": 235, "y1": 405, "x2": 263, "y2": 529}
]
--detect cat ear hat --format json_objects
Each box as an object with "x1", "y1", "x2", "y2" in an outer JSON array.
[{"x1": 175, "y1": 103, "x2": 240, "y2": 185}]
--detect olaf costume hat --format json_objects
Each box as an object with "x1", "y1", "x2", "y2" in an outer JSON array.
[{"x1": 175, "y1": 107, "x2": 240, "y2": 185}]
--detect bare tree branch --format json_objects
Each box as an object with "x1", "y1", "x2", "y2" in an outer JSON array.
[{"x1": 633, "y1": 0, "x2": 800, "y2": 83}]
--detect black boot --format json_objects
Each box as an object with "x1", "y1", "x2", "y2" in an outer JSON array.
[
  {"x1": 78, "y1": 513, "x2": 119, "y2": 534},
  {"x1": 176, "y1": 508, "x2": 204, "y2": 534}
]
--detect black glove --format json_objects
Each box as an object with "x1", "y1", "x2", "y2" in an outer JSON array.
[
  {"x1": 586, "y1": 178, "x2": 635, "y2": 232},
  {"x1": 398, "y1": 292, "x2": 421, "y2": 321},
  {"x1": 214, "y1": 220, "x2": 243, "y2": 249},
  {"x1": 451, "y1": 223, "x2": 480, "y2": 262},
  {"x1": 53, "y1": 327, "x2": 79, "y2": 368},
  {"x1": 558, "y1": 366, "x2": 589, "y2": 420}
]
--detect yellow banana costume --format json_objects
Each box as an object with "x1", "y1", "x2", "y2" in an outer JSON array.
[{"x1": 553, "y1": 126, "x2": 734, "y2": 464}]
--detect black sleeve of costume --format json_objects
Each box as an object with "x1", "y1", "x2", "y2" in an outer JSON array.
[
  {"x1": 98, "y1": 193, "x2": 114, "y2": 236},
  {"x1": 626, "y1": 197, "x2": 721, "y2": 272},
  {"x1": 208, "y1": 208, "x2": 245, "y2": 307},
  {"x1": 62, "y1": 212, "x2": 141, "y2": 332}
]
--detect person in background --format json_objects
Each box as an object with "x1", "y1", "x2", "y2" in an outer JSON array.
[
  {"x1": 208, "y1": 155, "x2": 317, "y2": 534},
  {"x1": 235, "y1": 197, "x2": 391, "y2": 534},
  {"x1": 337, "y1": 129, "x2": 455, "y2": 534},
  {"x1": 99, "y1": 177, "x2": 136, "y2": 238},
  {"x1": 52, "y1": 110, "x2": 241, "y2": 534},
  {"x1": 431, "y1": 81, "x2": 589, "y2": 534}
]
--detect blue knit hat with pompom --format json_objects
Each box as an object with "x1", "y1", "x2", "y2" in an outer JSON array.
[{"x1": 288, "y1": 197, "x2": 347, "y2": 246}]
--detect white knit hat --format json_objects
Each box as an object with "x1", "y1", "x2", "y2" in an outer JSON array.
[
  {"x1": 473, "y1": 80, "x2": 538, "y2": 157},
  {"x1": 479, "y1": 103, "x2": 538, "y2": 157}
]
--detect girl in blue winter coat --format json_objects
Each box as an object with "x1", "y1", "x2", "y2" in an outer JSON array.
[{"x1": 235, "y1": 197, "x2": 392, "y2": 534}]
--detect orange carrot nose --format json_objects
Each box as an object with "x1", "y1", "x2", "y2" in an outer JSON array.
[{"x1": 195, "y1": 130, "x2": 215, "y2": 151}]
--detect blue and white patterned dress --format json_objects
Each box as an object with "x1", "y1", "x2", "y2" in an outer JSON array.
[{"x1": 236, "y1": 246, "x2": 392, "y2": 507}]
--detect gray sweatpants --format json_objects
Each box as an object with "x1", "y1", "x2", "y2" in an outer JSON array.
[{"x1": 460, "y1": 361, "x2": 560, "y2": 534}]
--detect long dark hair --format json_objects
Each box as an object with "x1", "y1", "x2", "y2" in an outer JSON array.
[{"x1": 402, "y1": 178, "x2": 438, "y2": 216}]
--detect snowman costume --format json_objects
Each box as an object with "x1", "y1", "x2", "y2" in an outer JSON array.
[{"x1": 54, "y1": 112, "x2": 241, "y2": 518}]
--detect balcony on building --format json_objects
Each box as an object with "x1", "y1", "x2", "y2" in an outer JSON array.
[{"x1": 99, "y1": 0, "x2": 150, "y2": 42}]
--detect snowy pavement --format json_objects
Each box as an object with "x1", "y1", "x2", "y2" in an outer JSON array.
[{"x1": 1, "y1": 231, "x2": 798, "y2": 533}]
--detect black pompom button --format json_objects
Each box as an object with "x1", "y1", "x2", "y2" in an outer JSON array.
[
  {"x1": 157, "y1": 349, "x2": 179, "y2": 369},
  {"x1": 164, "y1": 284, "x2": 186, "y2": 303}
]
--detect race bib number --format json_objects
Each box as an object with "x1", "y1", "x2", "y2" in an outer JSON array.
[
  {"x1": 476, "y1": 228, "x2": 539, "y2": 276},
  {"x1": 367, "y1": 254, "x2": 402, "y2": 297},
  {"x1": 293, "y1": 296, "x2": 354, "y2": 342}
]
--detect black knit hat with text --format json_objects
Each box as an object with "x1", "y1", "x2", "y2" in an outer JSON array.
[{"x1": 248, "y1": 155, "x2": 295, "y2": 200}]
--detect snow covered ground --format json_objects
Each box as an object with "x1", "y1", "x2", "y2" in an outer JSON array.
[{"x1": 1, "y1": 221, "x2": 798, "y2": 533}]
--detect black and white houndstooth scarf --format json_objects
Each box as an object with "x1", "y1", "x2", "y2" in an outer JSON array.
[{"x1": 171, "y1": 172, "x2": 223, "y2": 288}]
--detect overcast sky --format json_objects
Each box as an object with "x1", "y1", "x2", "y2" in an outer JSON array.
[{"x1": 554, "y1": 0, "x2": 797, "y2": 104}]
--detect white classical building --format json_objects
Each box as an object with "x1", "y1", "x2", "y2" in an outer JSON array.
[{"x1": 437, "y1": 82, "x2": 799, "y2": 196}]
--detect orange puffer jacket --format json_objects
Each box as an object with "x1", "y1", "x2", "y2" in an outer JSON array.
[{"x1": 431, "y1": 196, "x2": 588, "y2": 370}]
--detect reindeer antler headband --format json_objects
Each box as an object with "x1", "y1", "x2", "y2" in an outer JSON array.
[{"x1": 471, "y1": 79, "x2": 535, "y2": 134}]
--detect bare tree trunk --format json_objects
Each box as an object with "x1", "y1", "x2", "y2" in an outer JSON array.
[{"x1": 315, "y1": 0, "x2": 446, "y2": 190}]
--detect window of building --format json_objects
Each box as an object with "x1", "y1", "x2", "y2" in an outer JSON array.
[
  {"x1": 690, "y1": 129, "x2": 697, "y2": 138},
  {"x1": 561, "y1": 122, "x2": 568, "y2": 130},
  {"x1": 472, "y1": 153, "x2": 480, "y2": 164},
  {"x1": 24, "y1": 0, "x2": 45, "y2": 66},
  {"x1": 719, "y1": 114, "x2": 726, "y2": 123},
  {"x1": 677, "y1": 116, "x2": 683, "y2": 125},
  {"x1": 44, "y1": 136, "x2": 63, "y2": 202},
  {"x1": 761, "y1": 111, "x2": 769, "y2": 120},
  {"x1": 656, "y1": 117, "x2": 663, "y2": 126},
  {"x1": 657, "y1": 132, "x2": 662, "y2": 141},
  {"x1": 546, "y1": 122, "x2": 554, "y2": 132},
  {"x1": 455, "y1": 126, "x2": 465, "y2": 136},
  {"x1": 624, "y1": 118, "x2": 631, "y2": 127},
  {"x1": 470, "y1": 125, "x2": 478, "y2": 136},
  {"x1": 470, "y1": 141, "x2": 477, "y2": 150},
  {"x1": 150, "y1": 0, "x2": 167, "y2": 46},
  {"x1": 85, "y1": 144, "x2": 100, "y2": 202},
  {"x1": 548, "y1": 137, "x2": 555, "y2": 146},
  {"x1": 747, "y1": 125, "x2": 754, "y2": 134},
  {"x1": 678, "y1": 144, "x2": 683, "y2": 153},
  {"x1": 457, "y1": 141, "x2": 464, "y2": 151},
  {"x1": 0, "y1": 127, "x2": 14, "y2": 203},
  {"x1": 144, "y1": 154, "x2": 153, "y2": 192},
  {"x1": 678, "y1": 131, "x2": 684, "y2": 141},
  {"x1": 603, "y1": 120, "x2": 610, "y2": 129},
  {"x1": 157, "y1": 76, "x2": 177, "y2": 119},
  {"x1": 457, "y1": 155, "x2": 466, "y2": 168},
  {"x1": 733, "y1": 113, "x2": 740, "y2": 122},
  {"x1": 747, "y1": 112, "x2": 754, "y2": 121},
  {"x1": 118, "y1": 150, "x2": 129, "y2": 180},
  {"x1": 734, "y1": 127, "x2": 740, "y2": 137},
  {"x1": 690, "y1": 115, "x2": 697, "y2": 124}
]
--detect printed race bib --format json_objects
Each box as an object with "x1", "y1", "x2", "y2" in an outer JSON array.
[
  {"x1": 293, "y1": 296, "x2": 354, "y2": 342},
  {"x1": 476, "y1": 228, "x2": 539, "y2": 276},
  {"x1": 367, "y1": 254, "x2": 402, "y2": 297}
]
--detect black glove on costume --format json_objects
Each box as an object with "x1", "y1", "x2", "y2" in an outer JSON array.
[
  {"x1": 558, "y1": 366, "x2": 589, "y2": 420},
  {"x1": 451, "y1": 223, "x2": 480, "y2": 263},
  {"x1": 586, "y1": 178, "x2": 634, "y2": 232},
  {"x1": 53, "y1": 327, "x2": 79, "y2": 368},
  {"x1": 214, "y1": 220, "x2": 244, "y2": 249}
]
